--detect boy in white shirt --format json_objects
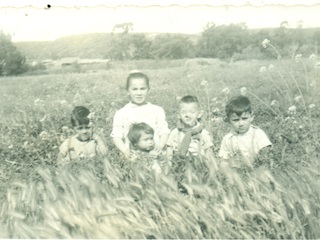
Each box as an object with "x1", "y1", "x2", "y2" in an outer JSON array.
[{"x1": 219, "y1": 95, "x2": 272, "y2": 168}]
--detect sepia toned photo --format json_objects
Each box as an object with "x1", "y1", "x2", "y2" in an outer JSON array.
[{"x1": 0, "y1": 1, "x2": 320, "y2": 238}]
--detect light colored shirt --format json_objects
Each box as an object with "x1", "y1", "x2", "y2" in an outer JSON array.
[
  {"x1": 166, "y1": 127, "x2": 214, "y2": 157},
  {"x1": 59, "y1": 136, "x2": 102, "y2": 162},
  {"x1": 218, "y1": 125, "x2": 271, "y2": 165},
  {"x1": 110, "y1": 102, "x2": 170, "y2": 148}
]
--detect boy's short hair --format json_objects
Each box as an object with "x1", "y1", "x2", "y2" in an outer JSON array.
[
  {"x1": 179, "y1": 95, "x2": 200, "y2": 107},
  {"x1": 225, "y1": 95, "x2": 252, "y2": 119},
  {"x1": 71, "y1": 106, "x2": 90, "y2": 127},
  {"x1": 126, "y1": 72, "x2": 150, "y2": 90},
  {"x1": 128, "y1": 122, "x2": 154, "y2": 145}
]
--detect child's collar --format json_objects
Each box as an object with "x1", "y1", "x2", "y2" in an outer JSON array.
[{"x1": 128, "y1": 101, "x2": 149, "y2": 107}]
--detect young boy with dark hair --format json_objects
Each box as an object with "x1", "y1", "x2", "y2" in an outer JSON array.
[{"x1": 219, "y1": 95, "x2": 272, "y2": 167}]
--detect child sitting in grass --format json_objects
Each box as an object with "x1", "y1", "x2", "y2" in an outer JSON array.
[
  {"x1": 127, "y1": 122, "x2": 162, "y2": 173},
  {"x1": 111, "y1": 71, "x2": 170, "y2": 160},
  {"x1": 57, "y1": 106, "x2": 108, "y2": 165},
  {"x1": 218, "y1": 95, "x2": 272, "y2": 168},
  {"x1": 166, "y1": 95, "x2": 215, "y2": 161}
]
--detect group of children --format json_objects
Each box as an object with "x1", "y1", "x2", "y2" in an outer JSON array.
[{"x1": 57, "y1": 71, "x2": 272, "y2": 173}]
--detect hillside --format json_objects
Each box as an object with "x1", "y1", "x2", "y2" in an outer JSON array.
[{"x1": 14, "y1": 32, "x2": 198, "y2": 60}]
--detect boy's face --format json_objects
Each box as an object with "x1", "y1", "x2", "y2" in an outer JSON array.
[
  {"x1": 135, "y1": 132, "x2": 155, "y2": 152},
  {"x1": 74, "y1": 124, "x2": 93, "y2": 141},
  {"x1": 229, "y1": 111, "x2": 254, "y2": 134},
  {"x1": 178, "y1": 102, "x2": 203, "y2": 128},
  {"x1": 127, "y1": 78, "x2": 149, "y2": 105}
]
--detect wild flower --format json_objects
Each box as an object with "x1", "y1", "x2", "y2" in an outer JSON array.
[
  {"x1": 39, "y1": 131, "x2": 49, "y2": 140},
  {"x1": 212, "y1": 108, "x2": 220, "y2": 113},
  {"x1": 309, "y1": 54, "x2": 316, "y2": 60},
  {"x1": 222, "y1": 87, "x2": 230, "y2": 95},
  {"x1": 315, "y1": 62, "x2": 320, "y2": 68},
  {"x1": 262, "y1": 39, "x2": 270, "y2": 48},
  {"x1": 60, "y1": 100, "x2": 67, "y2": 105},
  {"x1": 62, "y1": 126, "x2": 69, "y2": 132},
  {"x1": 295, "y1": 54, "x2": 302, "y2": 62},
  {"x1": 176, "y1": 96, "x2": 182, "y2": 101},
  {"x1": 259, "y1": 66, "x2": 267, "y2": 74},
  {"x1": 268, "y1": 64, "x2": 275, "y2": 71},
  {"x1": 240, "y1": 87, "x2": 247, "y2": 96},
  {"x1": 200, "y1": 80, "x2": 208, "y2": 86},
  {"x1": 211, "y1": 97, "x2": 218, "y2": 103},
  {"x1": 270, "y1": 100, "x2": 277, "y2": 106},
  {"x1": 294, "y1": 96, "x2": 302, "y2": 102},
  {"x1": 287, "y1": 105, "x2": 297, "y2": 115},
  {"x1": 309, "y1": 103, "x2": 315, "y2": 109}
]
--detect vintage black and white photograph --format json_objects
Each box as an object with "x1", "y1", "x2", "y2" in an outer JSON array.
[{"x1": 1, "y1": 0, "x2": 320, "y2": 238}]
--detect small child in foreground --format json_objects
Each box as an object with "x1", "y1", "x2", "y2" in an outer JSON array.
[
  {"x1": 127, "y1": 122, "x2": 162, "y2": 173},
  {"x1": 57, "y1": 106, "x2": 108, "y2": 165},
  {"x1": 166, "y1": 95, "x2": 215, "y2": 161},
  {"x1": 218, "y1": 95, "x2": 272, "y2": 168}
]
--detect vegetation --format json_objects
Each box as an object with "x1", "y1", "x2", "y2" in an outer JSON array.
[
  {"x1": 14, "y1": 23, "x2": 320, "y2": 62},
  {"x1": 0, "y1": 31, "x2": 28, "y2": 76},
  {"x1": 0, "y1": 38, "x2": 319, "y2": 237}
]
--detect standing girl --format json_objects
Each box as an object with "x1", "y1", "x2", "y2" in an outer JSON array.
[{"x1": 110, "y1": 72, "x2": 170, "y2": 160}]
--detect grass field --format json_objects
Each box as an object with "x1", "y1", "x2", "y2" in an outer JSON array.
[{"x1": 0, "y1": 56, "x2": 320, "y2": 238}]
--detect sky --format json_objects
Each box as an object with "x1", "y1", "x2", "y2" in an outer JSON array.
[{"x1": 1, "y1": 0, "x2": 320, "y2": 42}]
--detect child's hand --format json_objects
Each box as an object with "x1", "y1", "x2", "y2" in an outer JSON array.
[{"x1": 149, "y1": 147, "x2": 161, "y2": 156}]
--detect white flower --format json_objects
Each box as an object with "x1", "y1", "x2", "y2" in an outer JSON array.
[
  {"x1": 294, "y1": 96, "x2": 302, "y2": 102},
  {"x1": 288, "y1": 105, "x2": 297, "y2": 115},
  {"x1": 270, "y1": 100, "x2": 277, "y2": 106},
  {"x1": 295, "y1": 54, "x2": 302, "y2": 62},
  {"x1": 211, "y1": 97, "x2": 218, "y2": 103},
  {"x1": 262, "y1": 39, "x2": 270, "y2": 48},
  {"x1": 176, "y1": 96, "x2": 182, "y2": 102},
  {"x1": 315, "y1": 62, "x2": 320, "y2": 69},
  {"x1": 212, "y1": 108, "x2": 220, "y2": 113},
  {"x1": 39, "y1": 131, "x2": 49, "y2": 140},
  {"x1": 200, "y1": 80, "x2": 208, "y2": 86},
  {"x1": 62, "y1": 126, "x2": 69, "y2": 132},
  {"x1": 59, "y1": 100, "x2": 67, "y2": 105},
  {"x1": 222, "y1": 87, "x2": 230, "y2": 95},
  {"x1": 309, "y1": 54, "x2": 316, "y2": 60},
  {"x1": 268, "y1": 64, "x2": 275, "y2": 71},
  {"x1": 259, "y1": 66, "x2": 267, "y2": 74},
  {"x1": 240, "y1": 87, "x2": 247, "y2": 96},
  {"x1": 309, "y1": 104, "x2": 315, "y2": 109}
]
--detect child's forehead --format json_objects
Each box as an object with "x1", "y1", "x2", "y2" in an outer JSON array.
[
  {"x1": 229, "y1": 111, "x2": 251, "y2": 118},
  {"x1": 179, "y1": 102, "x2": 200, "y2": 110},
  {"x1": 139, "y1": 131, "x2": 153, "y2": 137}
]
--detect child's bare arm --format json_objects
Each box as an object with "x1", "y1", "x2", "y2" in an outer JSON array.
[
  {"x1": 92, "y1": 133, "x2": 108, "y2": 156},
  {"x1": 156, "y1": 133, "x2": 170, "y2": 151},
  {"x1": 112, "y1": 137, "x2": 131, "y2": 160},
  {"x1": 166, "y1": 146, "x2": 173, "y2": 161}
]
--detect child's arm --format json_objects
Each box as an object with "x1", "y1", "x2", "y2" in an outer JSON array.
[
  {"x1": 92, "y1": 133, "x2": 108, "y2": 156},
  {"x1": 112, "y1": 137, "x2": 132, "y2": 160},
  {"x1": 57, "y1": 139, "x2": 69, "y2": 166},
  {"x1": 166, "y1": 146, "x2": 174, "y2": 160},
  {"x1": 156, "y1": 133, "x2": 170, "y2": 151}
]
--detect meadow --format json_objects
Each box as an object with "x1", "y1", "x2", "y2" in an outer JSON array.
[{"x1": 0, "y1": 52, "x2": 320, "y2": 238}]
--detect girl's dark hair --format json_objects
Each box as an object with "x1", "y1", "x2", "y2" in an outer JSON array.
[
  {"x1": 225, "y1": 95, "x2": 252, "y2": 119},
  {"x1": 128, "y1": 122, "x2": 154, "y2": 145},
  {"x1": 126, "y1": 72, "x2": 150, "y2": 90},
  {"x1": 71, "y1": 106, "x2": 90, "y2": 127}
]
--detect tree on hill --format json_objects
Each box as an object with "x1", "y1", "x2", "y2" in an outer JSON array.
[
  {"x1": 108, "y1": 23, "x2": 152, "y2": 60},
  {"x1": 0, "y1": 31, "x2": 28, "y2": 76},
  {"x1": 150, "y1": 34, "x2": 195, "y2": 59},
  {"x1": 196, "y1": 23, "x2": 249, "y2": 59}
]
